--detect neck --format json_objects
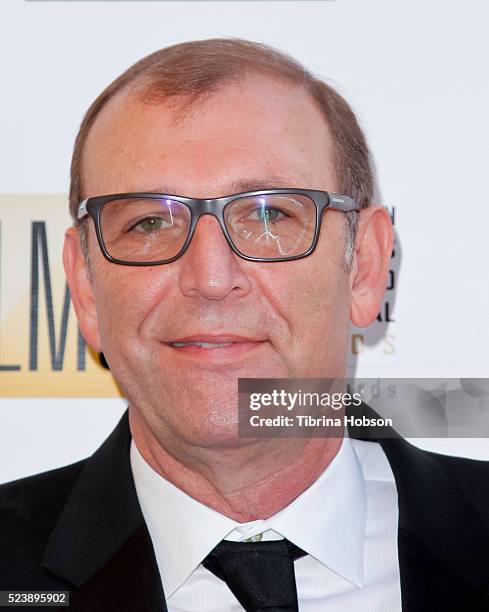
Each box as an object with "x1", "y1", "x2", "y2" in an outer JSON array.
[{"x1": 129, "y1": 407, "x2": 343, "y2": 522}]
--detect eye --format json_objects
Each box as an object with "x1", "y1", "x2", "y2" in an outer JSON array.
[
  {"x1": 247, "y1": 206, "x2": 289, "y2": 222},
  {"x1": 131, "y1": 216, "x2": 172, "y2": 233}
]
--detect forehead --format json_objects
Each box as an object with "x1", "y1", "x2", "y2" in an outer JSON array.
[{"x1": 82, "y1": 74, "x2": 337, "y2": 197}]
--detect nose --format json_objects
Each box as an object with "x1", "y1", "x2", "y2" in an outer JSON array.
[{"x1": 178, "y1": 215, "x2": 252, "y2": 300}]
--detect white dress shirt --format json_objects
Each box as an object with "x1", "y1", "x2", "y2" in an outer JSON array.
[{"x1": 130, "y1": 437, "x2": 402, "y2": 611}]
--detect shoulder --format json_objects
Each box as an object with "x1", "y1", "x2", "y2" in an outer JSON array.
[
  {"x1": 0, "y1": 461, "x2": 86, "y2": 586},
  {"x1": 386, "y1": 436, "x2": 489, "y2": 479},
  {"x1": 422, "y1": 447, "x2": 489, "y2": 514},
  {"x1": 0, "y1": 460, "x2": 86, "y2": 525},
  {"x1": 379, "y1": 437, "x2": 489, "y2": 522}
]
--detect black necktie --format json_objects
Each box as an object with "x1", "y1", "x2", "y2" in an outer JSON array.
[{"x1": 202, "y1": 538, "x2": 307, "y2": 612}]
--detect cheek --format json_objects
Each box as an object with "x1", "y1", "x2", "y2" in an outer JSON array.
[
  {"x1": 262, "y1": 253, "x2": 349, "y2": 329},
  {"x1": 295, "y1": 273, "x2": 351, "y2": 376},
  {"x1": 91, "y1": 262, "x2": 175, "y2": 346},
  {"x1": 295, "y1": 270, "x2": 350, "y2": 336},
  {"x1": 258, "y1": 251, "x2": 351, "y2": 377},
  {"x1": 86, "y1": 227, "x2": 171, "y2": 337}
]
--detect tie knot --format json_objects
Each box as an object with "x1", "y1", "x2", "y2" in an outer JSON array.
[{"x1": 203, "y1": 538, "x2": 306, "y2": 611}]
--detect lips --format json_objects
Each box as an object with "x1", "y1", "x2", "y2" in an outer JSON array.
[
  {"x1": 171, "y1": 341, "x2": 235, "y2": 348},
  {"x1": 165, "y1": 334, "x2": 265, "y2": 351},
  {"x1": 162, "y1": 334, "x2": 267, "y2": 366}
]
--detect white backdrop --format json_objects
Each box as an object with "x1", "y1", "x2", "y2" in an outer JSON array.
[{"x1": 1, "y1": 0, "x2": 488, "y2": 484}]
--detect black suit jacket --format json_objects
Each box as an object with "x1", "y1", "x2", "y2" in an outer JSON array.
[{"x1": 1, "y1": 411, "x2": 489, "y2": 611}]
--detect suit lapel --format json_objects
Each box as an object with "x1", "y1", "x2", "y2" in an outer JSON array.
[
  {"x1": 379, "y1": 436, "x2": 489, "y2": 611},
  {"x1": 67, "y1": 525, "x2": 166, "y2": 612},
  {"x1": 42, "y1": 413, "x2": 166, "y2": 612},
  {"x1": 349, "y1": 401, "x2": 489, "y2": 609}
]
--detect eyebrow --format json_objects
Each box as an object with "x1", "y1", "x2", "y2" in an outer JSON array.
[
  {"x1": 229, "y1": 177, "x2": 300, "y2": 193},
  {"x1": 142, "y1": 176, "x2": 301, "y2": 197}
]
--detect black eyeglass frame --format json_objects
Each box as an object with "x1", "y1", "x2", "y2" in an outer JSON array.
[{"x1": 77, "y1": 188, "x2": 360, "y2": 265}]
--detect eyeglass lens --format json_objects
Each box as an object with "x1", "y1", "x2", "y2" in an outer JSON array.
[{"x1": 99, "y1": 193, "x2": 317, "y2": 262}]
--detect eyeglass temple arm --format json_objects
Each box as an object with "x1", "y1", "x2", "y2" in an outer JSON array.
[
  {"x1": 77, "y1": 199, "x2": 88, "y2": 220},
  {"x1": 328, "y1": 193, "x2": 360, "y2": 212}
]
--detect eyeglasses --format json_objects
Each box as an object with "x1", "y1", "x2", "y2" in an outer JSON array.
[{"x1": 77, "y1": 189, "x2": 360, "y2": 265}]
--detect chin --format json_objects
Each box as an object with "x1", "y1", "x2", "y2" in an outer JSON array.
[
  {"x1": 198, "y1": 403, "x2": 239, "y2": 437},
  {"x1": 168, "y1": 399, "x2": 248, "y2": 448}
]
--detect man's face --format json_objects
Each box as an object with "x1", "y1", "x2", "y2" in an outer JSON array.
[{"x1": 73, "y1": 74, "x2": 354, "y2": 448}]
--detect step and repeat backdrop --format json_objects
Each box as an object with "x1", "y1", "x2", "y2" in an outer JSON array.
[{"x1": 1, "y1": 0, "x2": 488, "y2": 483}]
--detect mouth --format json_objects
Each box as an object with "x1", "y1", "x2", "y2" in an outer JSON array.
[
  {"x1": 164, "y1": 335, "x2": 265, "y2": 362},
  {"x1": 170, "y1": 341, "x2": 236, "y2": 349}
]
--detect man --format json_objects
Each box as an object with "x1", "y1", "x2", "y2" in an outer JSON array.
[{"x1": 1, "y1": 39, "x2": 488, "y2": 611}]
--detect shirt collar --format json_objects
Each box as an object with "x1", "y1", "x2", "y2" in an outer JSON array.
[
  {"x1": 130, "y1": 436, "x2": 366, "y2": 596},
  {"x1": 263, "y1": 436, "x2": 366, "y2": 586}
]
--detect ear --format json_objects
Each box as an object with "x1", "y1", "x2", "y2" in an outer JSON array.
[
  {"x1": 63, "y1": 226, "x2": 102, "y2": 352},
  {"x1": 350, "y1": 206, "x2": 393, "y2": 327}
]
